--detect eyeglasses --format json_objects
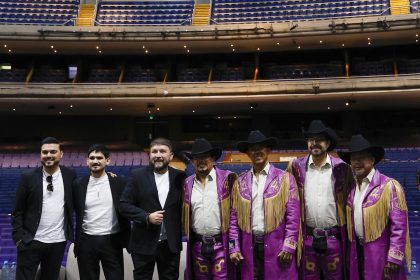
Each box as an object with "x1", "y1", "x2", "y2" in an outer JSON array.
[{"x1": 46, "y1": 175, "x2": 53, "y2": 192}]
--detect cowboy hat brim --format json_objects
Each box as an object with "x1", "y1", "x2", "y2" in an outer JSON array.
[
  {"x1": 337, "y1": 146, "x2": 384, "y2": 165},
  {"x1": 185, "y1": 148, "x2": 223, "y2": 161},
  {"x1": 237, "y1": 137, "x2": 278, "y2": 153}
]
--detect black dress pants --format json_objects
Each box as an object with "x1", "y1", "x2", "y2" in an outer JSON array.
[
  {"x1": 16, "y1": 240, "x2": 66, "y2": 280},
  {"x1": 131, "y1": 240, "x2": 180, "y2": 280},
  {"x1": 76, "y1": 232, "x2": 124, "y2": 280}
]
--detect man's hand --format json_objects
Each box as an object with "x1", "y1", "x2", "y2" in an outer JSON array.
[
  {"x1": 384, "y1": 261, "x2": 399, "y2": 275},
  {"x1": 278, "y1": 251, "x2": 293, "y2": 263},
  {"x1": 148, "y1": 210, "x2": 165, "y2": 225},
  {"x1": 230, "y1": 252, "x2": 244, "y2": 264}
]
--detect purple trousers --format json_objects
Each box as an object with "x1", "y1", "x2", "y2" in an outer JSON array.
[
  {"x1": 192, "y1": 241, "x2": 227, "y2": 280},
  {"x1": 303, "y1": 235, "x2": 343, "y2": 280}
]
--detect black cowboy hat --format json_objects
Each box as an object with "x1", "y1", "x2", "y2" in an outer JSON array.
[
  {"x1": 237, "y1": 130, "x2": 278, "y2": 153},
  {"x1": 337, "y1": 134, "x2": 385, "y2": 165},
  {"x1": 303, "y1": 120, "x2": 338, "y2": 151},
  {"x1": 185, "y1": 138, "x2": 222, "y2": 160}
]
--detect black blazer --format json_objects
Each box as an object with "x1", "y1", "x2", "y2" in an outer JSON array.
[
  {"x1": 72, "y1": 173, "x2": 131, "y2": 256},
  {"x1": 119, "y1": 165, "x2": 185, "y2": 255},
  {"x1": 11, "y1": 166, "x2": 76, "y2": 245}
]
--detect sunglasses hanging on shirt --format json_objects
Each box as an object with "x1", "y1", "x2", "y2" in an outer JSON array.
[{"x1": 46, "y1": 175, "x2": 53, "y2": 192}]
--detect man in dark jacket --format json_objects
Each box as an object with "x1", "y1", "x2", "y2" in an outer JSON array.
[
  {"x1": 12, "y1": 137, "x2": 76, "y2": 280},
  {"x1": 73, "y1": 144, "x2": 131, "y2": 280},
  {"x1": 120, "y1": 137, "x2": 186, "y2": 280}
]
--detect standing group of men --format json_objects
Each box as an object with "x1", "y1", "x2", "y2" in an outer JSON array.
[{"x1": 11, "y1": 120, "x2": 411, "y2": 280}]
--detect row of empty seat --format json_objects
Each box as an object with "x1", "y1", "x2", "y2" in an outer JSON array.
[{"x1": 0, "y1": 0, "x2": 79, "y2": 25}]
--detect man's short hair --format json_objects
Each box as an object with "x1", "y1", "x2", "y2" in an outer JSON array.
[
  {"x1": 41, "y1": 137, "x2": 61, "y2": 150},
  {"x1": 87, "y1": 144, "x2": 110, "y2": 159},
  {"x1": 150, "y1": 137, "x2": 173, "y2": 152}
]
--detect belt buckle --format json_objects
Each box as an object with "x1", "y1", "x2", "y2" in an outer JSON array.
[
  {"x1": 313, "y1": 228, "x2": 327, "y2": 238},
  {"x1": 202, "y1": 235, "x2": 215, "y2": 244}
]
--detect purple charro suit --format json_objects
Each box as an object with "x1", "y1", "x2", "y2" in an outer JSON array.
[
  {"x1": 229, "y1": 164, "x2": 301, "y2": 280},
  {"x1": 346, "y1": 169, "x2": 411, "y2": 280},
  {"x1": 182, "y1": 167, "x2": 236, "y2": 280},
  {"x1": 288, "y1": 154, "x2": 352, "y2": 279}
]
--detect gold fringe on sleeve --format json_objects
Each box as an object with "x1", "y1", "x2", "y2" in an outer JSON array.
[
  {"x1": 182, "y1": 201, "x2": 190, "y2": 240},
  {"x1": 363, "y1": 182, "x2": 392, "y2": 242},
  {"x1": 346, "y1": 205, "x2": 353, "y2": 242},
  {"x1": 264, "y1": 173, "x2": 290, "y2": 234},
  {"x1": 298, "y1": 187, "x2": 305, "y2": 223},
  {"x1": 297, "y1": 222, "x2": 303, "y2": 267},
  {"x1": 391, "y1": 179, "x2": 411, "y2": 272},
  {"x1": 231, "y1": 180, "x2": 252, "y2": 233},
  {"x1": 336, "y1": 190, "x2": 346, "y2": 227},
  {"x1": 221, "y1": 196, "x2": 231, "y2": 233}
]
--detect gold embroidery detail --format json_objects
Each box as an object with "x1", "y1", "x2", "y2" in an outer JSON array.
[
  {"x1": 182, "y1": 199, "x2": 190, "y2": 239},
  {"x1": 305, "y1": 257, "x2": 316, "y2": 272},
  {"x1": 284, "y1": 238, "x2": 297, "y2": 250},
  {"x1": 388, "y1": 248, "x2": 404, "y2": 261},
  {"x1": 336, "y1": 190, "x2": 346, "y2": 226},
  {"x1": 214, "y1": 258, "x2": 225, "y2": 273},
  {"x1": 327, "y1": 257, "x2": 340, "y2": 271},
  {"x1": 346, "y1": 205, "x2": 353, "y2": 242},
  {"x1": 195, "y1": 260, "x2": 209, "y2": 273}
]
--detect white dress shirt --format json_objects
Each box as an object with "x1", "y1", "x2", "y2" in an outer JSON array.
[
  {"x1": 34, "y1": 168, "x2": 66, "y2": 243},
  {"x1": 191, "y1": 168, "x2": 221, "y2": 236},
  {"x1": 82, "y1": 175, "x2": 119, "y2": 235},
  {"x1": 304, "y1": 155, "x2": 338, "y2": 229},
  {"x1": 154, "y1": 171, "x2": 170, "y2": 208},
  {"x1": 353, "y1": 168, "x2": 376, "y2": 239},
  {"x1": 251, "y1": 163, "x2": 270, "y2": 235}
]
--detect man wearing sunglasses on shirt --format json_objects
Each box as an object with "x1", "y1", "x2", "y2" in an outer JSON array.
[{"x1": 12, "y1": 137, "x2": 76, "y2": 280}]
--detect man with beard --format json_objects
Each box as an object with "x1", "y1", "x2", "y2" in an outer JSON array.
[
  {"x1": 72, "y1": 144, "x2": 130, "y2": 280},
  {"x1": 287, "y1": 120, "x2": 352, "y2": 280},
  {"x1": 339, "y1": 134, "x2": 411, "y2": 280},
  {"x1": 229, "y1": 130, "x2": 301, "y2": 280},
  {"x1": 12, "y1": 137, "x2": 76, "y2": 280},
  {"x1": 182, "y1": 138, "x2": 237, "y2": 280},
  {"x1": 120, "y1": 138, "x2": 186, "y2": 280}
]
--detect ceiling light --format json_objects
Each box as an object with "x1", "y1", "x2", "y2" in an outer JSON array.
[
  {"x1": 328, "y1": 106, "x2": 331, "y2": 110},
  {"x1": 3, "y1": 44, "x2": 6, "y2": 48},
  {"x1": 163, "y1": 90, "x2": 169, "y2": 95},
  {"x1": 319, "y1": 40, "x2": 323, "y2": 44},
  {"x1": 297, "y1": 46, "x2": 301, "y2": 49},
  {"x1": 98, "y1": 50, "x2": 102, "y2": 54},
  {"x1": 157, "y1": 107, "x2": 160, "y2": 111},
  {"x1": 345, "y1": 102, "x2": 349, "y2": 106},
  {"x1": 192, "y1": 110, "x2": 195, "y2": 113},
  {"x1": 217, "y1": 116, "x2": 221, "y2": 119},
  {"x1": 416, "y1": 40, "x2": 419, "y2": 43},
  {"x1": 368, "y1": 42, "x2": 371, "y2": 45},
  {"x1": 367, "y1": 37, "x2": 371, "y2": 40},
  {"x1": 233, "y1": 116, "x2": 237, "y2": 119},
  {"x1": 109, "y1": 108, "x2": 113, "y2": 111},
  {"x1": 70, "y1": 105, "x2": 73, "y2": 108},
  {"x1": 54, "y1": 50, "x2": 57, "y2": 53},
  {"x1": 59, "y1": 112, "x2": 62, "y2": 114},
  {"x1": 12, "y1": 108, "x2": 16, "y2": 111},
  {"x1": 342, "y1": 43, "x2": 345, "y2": 47},
  {"x1": 184, "y1": 45, "x2": 187, "y2": 48},
  {"x1": 257, "y1": 47, "x2": 260, "y2": 51},
  {"x1": 230, "y1": 44, "x2": 234, "y2": 47},
  {"x1": 232, "y1": 49, "x2": 235, "y2": 52},
  {"x1": 187, "y1": 49, "x2": 190, "y2": 53},
  {"x1": 145, "y1": 50, "x2": 148, "y2": 54},
  {"x1": 142, "y1": 45, "x2": 145, "y2": 49},
  {"x1": 277, "y1": 42, "x2": 280, "y2": 45},
  {"x1": 8, "y1": 49, "x2": 11, "y2": 53},
  {"x1": 50, "y1": 45, "x2": 54, "y2": 49},
  {"x1": 96, "y1": 46, "x2": 99, "y2": 49}
]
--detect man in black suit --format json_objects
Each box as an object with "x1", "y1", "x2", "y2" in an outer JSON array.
[
  {"x1": 120, "y1": 137, "x2": 185, "y2": 280},
  {"x1": 73, "y1": 144, "x2": 131, "y2": 280},
  {"x1": 12, "y1": 137, "x2": 76, "y2": 280}
]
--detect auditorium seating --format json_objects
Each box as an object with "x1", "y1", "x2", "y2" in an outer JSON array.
[
  {"x1": 0, "y1": 69, "x2": 27, "y2": 82},
  {"x1": 86, "y1": 65, "x2": 120, "y2": 83},
  {"x1": 31, "y1": 66, "x2": 67, "y2": 83},
  {"x1": 0, "y1": 0, "x2": 79, "y2": 26},
  {"x1": 212, "y1": 0, "x2": 391, "y2": 24},
  {"x1": 95, "y1": 0, "x2": 195, "y2": 26},
  {"x1": 124, "y1": 65, "x2": 157, "y2": 83},
  {"x1": 264, "y1": 63, "x2": 344, "y2": 79}
]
